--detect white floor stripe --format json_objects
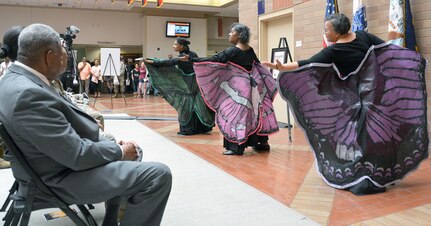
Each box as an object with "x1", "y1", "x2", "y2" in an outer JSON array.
[{"x1": 105, "y1": 120, "x2": 317, "y2": 226}]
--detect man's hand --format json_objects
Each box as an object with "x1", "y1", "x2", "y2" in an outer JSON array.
[{"x1": 118, "y1": 140, "x2": 138, "y2": 161}]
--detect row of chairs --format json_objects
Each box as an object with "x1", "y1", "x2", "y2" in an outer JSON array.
[{"x1": 0, "y1": 122, "x2": 99, "y2": 226}]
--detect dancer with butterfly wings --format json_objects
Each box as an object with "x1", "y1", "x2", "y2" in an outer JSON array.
[
  {"x1": 263, "y1": 13, "x2": 428, "y2": 195},
  {"x1": 144, "y1": 37, "x2": 215, "y2": 135},
  {"x1": 183, "y1": 23, "x2": 279, "y2": 156}
]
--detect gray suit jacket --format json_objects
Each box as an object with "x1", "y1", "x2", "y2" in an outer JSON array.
[{"x1": 0, "y1": 63, "x2": 124, "y2": 202}]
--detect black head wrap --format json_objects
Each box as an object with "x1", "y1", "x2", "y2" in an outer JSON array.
[
  {"x1": 1, "y1": 44, "x2": 9, "y2": 54},
  {"x1": 176, "y1": 37, "x2": 190, "y2": 46}
]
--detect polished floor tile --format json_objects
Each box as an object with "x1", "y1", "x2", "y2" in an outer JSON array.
[{"x1": 93, "y1": 94, "x2": 431, "y2": 226}]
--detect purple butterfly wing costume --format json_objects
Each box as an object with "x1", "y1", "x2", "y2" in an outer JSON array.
[
  {"x1": 193, "y1": 62, "x2": 279, "y2": 144},
  {"x1": 277, "y1": 44, "x2": 428, "y2": 188}
]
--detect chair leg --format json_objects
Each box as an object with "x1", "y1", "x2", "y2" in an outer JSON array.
[
  {"x1": 78, "y1": 205, "x2": 98, "y2": 226},
  {"x1": 18, "y1": 183, "x2": 36, "y2": 226},
  {"x1": 11, "y1": 210, "x2": 22, "y2": 226},
  {"x1": 61, "y1": 207, "x2": 88, "y2": 226},
  {"x1": 2, "y1": 202, "x2": 16, "y2": 226},
  {"x1": 1, "y1": 180, "x2": 18, "y2": 212}
]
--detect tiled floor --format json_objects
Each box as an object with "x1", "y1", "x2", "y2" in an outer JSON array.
[{"x1": 93, "y1": 94, "x2": 431, "y2": 226}]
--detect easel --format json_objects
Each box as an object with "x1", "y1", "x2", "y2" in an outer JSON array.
[
  {"x1": 94, "y1": 53, "x2": 127, "y2": 109},
  {"x1": 277, "y1": 37, "x2": 293, "y2": 142}
]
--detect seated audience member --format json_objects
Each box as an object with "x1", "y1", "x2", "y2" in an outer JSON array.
[
  {"x1": 0, "y1": 25, "x2": 24, "y2": 169},
  {"x1": 0, "y1": 23, "x2": 172, "y2": 225}
]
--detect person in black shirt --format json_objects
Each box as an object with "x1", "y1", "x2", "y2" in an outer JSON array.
[
  {"x1": 183, "y1": 23, "x2": 279, "y2": 156},
  {"x1": 263, "y1": 13, "x2": 385, "y2": 76}
]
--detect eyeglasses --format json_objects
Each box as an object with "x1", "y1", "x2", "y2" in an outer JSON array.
[{"x1": 323, "y1": 28, "x2": 333, "y2": 33}]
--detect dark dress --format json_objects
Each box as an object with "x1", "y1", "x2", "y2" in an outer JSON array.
[
  {"x1": 150, "y1": 50, "x2": 214, "y2": 135},
  {"x1": 190, "y1": 46, "x2": 270, "y2": 154}
]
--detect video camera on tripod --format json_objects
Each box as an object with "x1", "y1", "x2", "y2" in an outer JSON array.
[
  {"x1": 59, "y1": 26, "x2": 80, "y2": 92},
  {"x1": 60, "y1": 26, "x2": 79, "y2": 49}
]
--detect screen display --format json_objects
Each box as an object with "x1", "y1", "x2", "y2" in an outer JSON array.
[{"x1": 166, "y1": 21, "x2": 191, "y2": 38}]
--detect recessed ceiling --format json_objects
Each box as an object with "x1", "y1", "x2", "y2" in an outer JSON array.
[{"x1": 0, "y1": 0, "x2": 239, "y2": 17}]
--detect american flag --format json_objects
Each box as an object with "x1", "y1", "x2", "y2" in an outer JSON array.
[
  {"x1": 352, "y1": 0, "x2": 367, "y2": 32},
  {"x1": 323, "y1": 0, "x2": 339, "y2": 48}
]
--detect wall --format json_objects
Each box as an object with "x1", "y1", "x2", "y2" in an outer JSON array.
[
  {"x1": 239, "y1": 0, "x2": 259, "y2": 50},
  {"x1": 207, "y1": 16, "x2": 238, "y2": 55},
  {"x1": 144, "y1": 16, "x2": 207, "y2": 59},
  {"x1": 0, "y1": 5, "x2": 143, "y2": 46},
  {"x1": 0, "y1": 6, "x2": 209, "y2": 60}
]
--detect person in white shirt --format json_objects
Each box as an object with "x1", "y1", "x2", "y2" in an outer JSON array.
[{"x1": 91, "y1": 59, "x2": 102, "y2": 98}]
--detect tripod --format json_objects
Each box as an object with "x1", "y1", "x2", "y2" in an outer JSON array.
[
  {"x1": 277, "y1": 37, "x2": 293, "y2": 142},
  {"x1": 94, "y1": 53, "x2": 127, "y2": 109},
  {"x1": 60, "y1": 45, "x2": 78, "y2": 93}
]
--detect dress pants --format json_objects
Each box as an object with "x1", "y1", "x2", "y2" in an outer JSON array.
[
  {"x1": 32, "y1": 161, "x2": 173, "y2": 226},
  {"x1": 119, "y1": 162, "x2": 172, "y2": 226}
]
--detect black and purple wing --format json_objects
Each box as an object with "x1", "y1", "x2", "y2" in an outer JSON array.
[{"x1": 277, "y1": 43, "x2": 428, "y2": 188}]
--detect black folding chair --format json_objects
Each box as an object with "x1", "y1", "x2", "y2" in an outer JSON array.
[
  {"x1": 0, "y1": 122, "x2": 98, "y2": 226},
  {"x1": 1, "y1": 180, "x2": 18, "y2": 213}
]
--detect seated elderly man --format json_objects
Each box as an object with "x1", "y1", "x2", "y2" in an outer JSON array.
[{"x1": 0, "y1": 23, "x2": 172, "y2": 226}]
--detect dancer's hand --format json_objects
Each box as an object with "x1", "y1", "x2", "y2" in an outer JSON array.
[
  {"x1": 179, "y1": 55, "x2": 189, "y2": 61},
  {"x1": 262, "y1": 61, "x2": 276, "y2": 69},
  {"x1": 143, "y1": 58, "x2": 153, "y2": 64}
]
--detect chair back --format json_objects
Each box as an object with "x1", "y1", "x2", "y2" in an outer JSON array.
[
  {"x1": 0, "y1": 122, "x2": 97, "y2": 226},
  {"x1": 0, "y1": 122, "x2": 52, "y2": 196}
]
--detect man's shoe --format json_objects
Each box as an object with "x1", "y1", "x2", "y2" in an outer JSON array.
[
  {"x1": 223, "y1": 150, "x2": 243, "y2": 155},
  {"x1": 253, "y1": 143, "x2": 270, "y2": 151},
  {"x1": 0, "y1": 158, "x2": 11, "y2": 169}
]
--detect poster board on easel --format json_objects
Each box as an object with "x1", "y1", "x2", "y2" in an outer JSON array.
[
  {"x1": 100, "y1": 48, "x2": 120, "y2": 76},
  {"x1": 272, "y1": 37, "x2": 293, "y2": 142}
]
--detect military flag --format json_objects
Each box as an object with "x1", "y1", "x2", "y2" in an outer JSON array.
[
  {"x1": 388, "y1": 0, "x2": 417, "y2": 51},
  {"x1": 352, "y1": 0, "x2": 367, "y2": 31}
]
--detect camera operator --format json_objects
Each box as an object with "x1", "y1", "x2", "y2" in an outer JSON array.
[{"x1": 59, "y1": 26, "x2": 79, "y2": 92}]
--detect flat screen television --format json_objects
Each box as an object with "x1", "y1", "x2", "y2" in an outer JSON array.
[{"x1": 166, "y1": 21, "x2": 191, "y2": 38}]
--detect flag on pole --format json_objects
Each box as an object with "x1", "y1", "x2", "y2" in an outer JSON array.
[
  {"x1": 218, "y1": 17, "x2": 223, "y2": 37},
  {"x1": 141, "y1": 0, "x2": 147, "y2": 7},
  {"x1": 352, "y1": 0, "x2": 367, "y2": 32},
  {"x1": 258, "y1": 0, "x2": 265, "y2": 15},
  {"x1": 127, "y1": 0, "x2": 134, "y2": 6},
  {"x1": 388, "y1": 0, "x2": 417, "y2": 51},
  {"x1": 323, "y1": 0, "x2": 339, "y2": 48},
  {"x1": 157, "y1": 0, "x2": 163, "y2": 8}
]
